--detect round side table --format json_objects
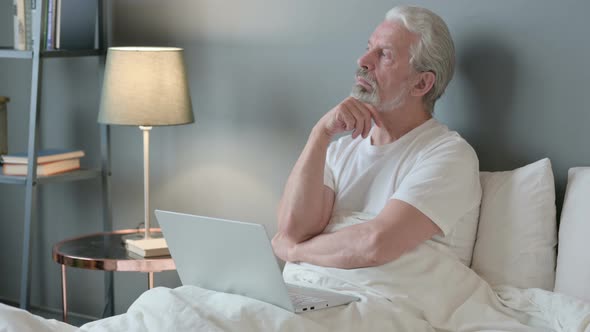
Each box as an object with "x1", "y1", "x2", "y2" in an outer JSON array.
[{"x1": 52, "y1": 228, "x2": 176, "y2": 323}]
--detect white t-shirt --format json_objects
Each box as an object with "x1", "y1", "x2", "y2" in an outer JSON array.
[{"x1": 323, "y1": 118, "x2": 482, "y2": 266}]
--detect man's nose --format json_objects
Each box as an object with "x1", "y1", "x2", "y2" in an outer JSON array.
[{"x1": 357, "y1": 51, "x2": 374, "y2": 71}]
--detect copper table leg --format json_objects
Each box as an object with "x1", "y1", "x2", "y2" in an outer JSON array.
[
  {"x1": 61, "y1": 265, "x2": 68, "y2": 322},
  {"x1": 148, "y1": 272, "x2": 154, "y2": 289}
]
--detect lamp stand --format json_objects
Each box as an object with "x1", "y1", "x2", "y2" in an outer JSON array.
[
  {"x1": 123, "y1": 126, "x2": 167, "y2": 256},
  {"x1": 141, "y1": 125, "x2": 153, "y2": 239}
]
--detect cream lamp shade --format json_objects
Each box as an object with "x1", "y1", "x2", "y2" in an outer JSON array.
[{"x1": 98, "y1": 47, "x2": 194, "y2": 126}]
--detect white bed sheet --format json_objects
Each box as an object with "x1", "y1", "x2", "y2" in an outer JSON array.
[
  {"x1": 1, "y1": 215, "x2": 589, "y2": 332},
  {"x1": 75, "y1": 239, "x2": 590, "y2": 331},
  {"x1": 0, "y1": 302, "x2": 76, "y2": 332}
]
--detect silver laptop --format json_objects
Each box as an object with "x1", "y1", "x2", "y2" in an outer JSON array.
[{"x1": 155, "y1": 210, "x2": 359, "y2": 313}]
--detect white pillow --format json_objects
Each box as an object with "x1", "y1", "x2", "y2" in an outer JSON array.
[
  {"x1": 554, "y1": 167, "x2": 590, "y2": 302},
  {"x1": 471, "y1": 158, "x2": 557, "y2": 290}
]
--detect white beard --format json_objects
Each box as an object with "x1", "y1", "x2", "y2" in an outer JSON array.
[
  {"x1": 351, "y1": 82, "x2": 380, "y2": 105},
  {"x1": 351, "y1": 72, "x2": 410, "y2": 113},
  {"x1": 351, "y1": 68, "x2": 380, "y2": 105},
  {"x1": 350, "y1": 79, "x2": 409, "y2": 113},
  {"x1": 378, "y1": 82, "x2": 409, "y2": 112}
]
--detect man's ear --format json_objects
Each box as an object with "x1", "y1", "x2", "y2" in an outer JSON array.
[{"x1": 411, "y1": 71, "x2": 436, "y2": 97}]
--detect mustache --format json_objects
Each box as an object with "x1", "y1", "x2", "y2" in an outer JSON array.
[{"x1": 356, "y1": 68, "x2": 377, "y2": 88}]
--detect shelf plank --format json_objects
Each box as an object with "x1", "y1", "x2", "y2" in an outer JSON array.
[
  {"x1": 0, "y1": 168, "x2": 101, "y2": 185},
  {"x1": 36, "y1": 168, "x2": 102, "y2": 184},
  {"x1": 40, "y1": 49, "x2": 106, "y2": 58},
  {"x1": 0, "y1": 174, "x2": 27, "y2": 185},
  {"x1": 0, "y1": 48, "x2": 33, "y2": 59},
  {"x1": 0, "y1": 48, "x2": 105, "y2": 59}
]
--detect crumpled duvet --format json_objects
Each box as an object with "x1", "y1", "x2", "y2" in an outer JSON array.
[
  {"x1": 73, "y1": 250, "x2": 590, "y2": 332},
  {"x1": 1, "y1": 213, "x2": 589, "y2": 332},
  {"x1": 495, "y1": 286, "x2": 590, "y2": 331}
]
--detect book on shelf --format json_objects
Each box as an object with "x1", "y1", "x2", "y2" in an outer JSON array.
[
  {"x1": 125, "y1": 238, "x2": 170, "y2": 258},
  {"x1": 11, "y1": 0, "x2": 40, "y2": 51},
  {"x1": 13, "y1": 0, "x2": 26, "y2": 50},
  {"x1": 0, "y1": 149, "x2": 84, "y2": 164},
  {"x1": 2, "y1": 157, "x2": 80, "y2": 176},
  {"x1": 27, "y1": 0, "x2": 36, "y2": 51},
  {"x1": 11, "y1": 0, "x2": 98, "y2": 51},
  {"x1": 45, "y1": 0, "x2": 57, "y2": 49}
]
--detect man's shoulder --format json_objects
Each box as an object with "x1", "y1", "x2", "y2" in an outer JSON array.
[{"x1": 417, "y1": 120, "x2": 478, "y2": 163}]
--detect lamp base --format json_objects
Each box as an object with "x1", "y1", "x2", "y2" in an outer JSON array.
[{"x1": 121, "y1": 230, "x2": 164, "y2": 244}]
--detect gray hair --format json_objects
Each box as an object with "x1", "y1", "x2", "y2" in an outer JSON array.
[{"x1": 386, "y1": 6, "x2": 455, "y2": 113}]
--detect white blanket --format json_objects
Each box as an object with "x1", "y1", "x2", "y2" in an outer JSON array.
[
  {"x1": 2, "y1": 214, "x2": 590, "y2": 331},
  {"x1": 0, "y1": 303, "x2": 76, "y2": 332},
  {"x1": 74, "y1": 241, "x2": 590, "y2": 332}
]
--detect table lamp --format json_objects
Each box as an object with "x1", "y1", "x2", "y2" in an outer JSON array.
[{"x1": 97, "y1": 47, "x2": 194, "y2": 251}]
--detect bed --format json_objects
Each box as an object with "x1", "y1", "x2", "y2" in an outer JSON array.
[{"x1": 1, "y1": 159, "x2": 589, "y2": 331}]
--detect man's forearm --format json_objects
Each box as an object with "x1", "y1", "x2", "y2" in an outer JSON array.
[
  {"x1": 277, "y1": 126, "x2": 332, "y2": 243},
  {"x1": 288, "y1": 222, "x2": 382, "y2": 269},
  {"x1": 289, "y1": 199, "x2": 443, "y2": 269}
]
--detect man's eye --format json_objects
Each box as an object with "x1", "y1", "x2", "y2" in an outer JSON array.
[{"x1": 381, "y1": 50, "x2": 392, "y2": 59}]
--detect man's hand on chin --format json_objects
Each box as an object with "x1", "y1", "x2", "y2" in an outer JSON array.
[{"x1": 271, "y1": 233, "x2": 297, "y2": 263}]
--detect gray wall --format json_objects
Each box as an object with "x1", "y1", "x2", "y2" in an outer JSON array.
[{"x1": 0, "y1": 0, "x2": 589, "y2": 319}]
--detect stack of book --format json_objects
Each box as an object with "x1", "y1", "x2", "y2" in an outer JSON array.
[
  {"x1": 12, "y1": 0, "x2": 30, "y2": 51},
  {"x1": 12, "y1": 0, "x2": 98, "y2": 51},
  {"x1": 0, "y1": 149, "x2": 84, "y2": 176},
  {"x1": 125, "y1": 238, "x2": 170, "y2": 258}
]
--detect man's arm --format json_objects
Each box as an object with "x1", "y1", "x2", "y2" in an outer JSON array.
[
  {"x1": 273, "y1": 97, "x2": 382, "y2": 249},
  {"x1": 286, "y1": 199, "x2": 442, "y2": 269},
  {"x1": 274, "y1": 128, "x2": 335, "y2": 245}
]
